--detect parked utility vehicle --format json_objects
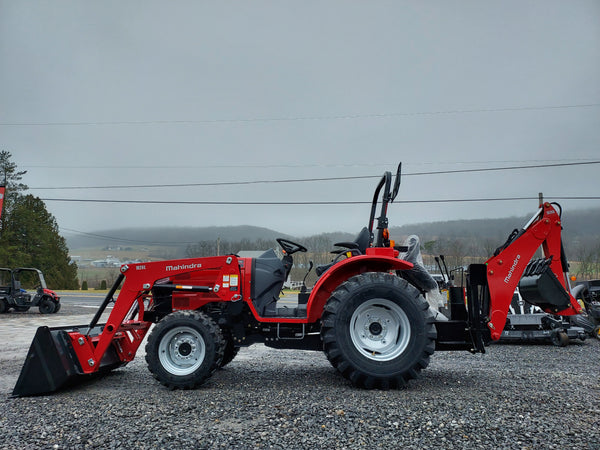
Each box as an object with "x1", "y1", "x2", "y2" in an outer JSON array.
[{"x1": 0, "y1": 267, "x2": 61, "y2": 314}]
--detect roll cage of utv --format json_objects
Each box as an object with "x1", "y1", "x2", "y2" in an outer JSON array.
[{"x1": 0, "y1": 267, "x2": 61, "y2": 314}]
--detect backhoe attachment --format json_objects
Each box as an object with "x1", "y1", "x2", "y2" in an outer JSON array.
[{"x1": 469, "y1": 202, "x2": 581, "y2": 342}]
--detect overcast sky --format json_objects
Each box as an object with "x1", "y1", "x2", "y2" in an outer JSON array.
[{"x1": 1, "y1": 1, "x2": 599, "y2": 240}]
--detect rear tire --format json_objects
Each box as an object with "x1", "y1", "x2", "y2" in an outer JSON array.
[
  {"x1": 321, "y1": 272, "x2": 437, "y2": 389},
  {"x1": 39, "y1": 297, "x2": 56, "y2": 314},
  {"x1": 145, "y1": 310, "x2": 224, "y2": 389},
  {"x1": 219, "y1": 329, "x2": 240, "y2": 368},
  {"x1": 0, "y1": 299, "x2": 8, "y2": 313}
]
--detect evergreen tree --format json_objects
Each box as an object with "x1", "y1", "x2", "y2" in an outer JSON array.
[
  {"x1": 0, "y1": 150, "x2": 28, "y2": 220},
  {"x1": 0, "y1": 151, "x2": 78, "y2": 289}
]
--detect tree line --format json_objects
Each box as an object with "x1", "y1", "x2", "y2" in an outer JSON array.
[
  {"x1": 186, "y1": 228, "x2": 600, "y2": 283},
  {"x1": 0, "y1": 151, "x2": 78, "y2": 289}
]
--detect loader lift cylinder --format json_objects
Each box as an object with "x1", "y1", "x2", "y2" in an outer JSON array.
[{"x1": 87, "y1": 273, "x2": 125, "y2": 335}]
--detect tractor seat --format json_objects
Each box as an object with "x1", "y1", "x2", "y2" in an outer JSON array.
[{"x1": 315, "y1": 227, "x2": 372, "y2": 276}]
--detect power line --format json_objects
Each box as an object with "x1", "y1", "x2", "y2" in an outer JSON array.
[
  {"x1": 60, "y1": 227, "x2": 197, "y2": 245},
  {"x1": 33, "y1": 175, "x2": 376, "y2": 190},
  {"x1": 29, "y1": 160, "x2": 600, "y2": 190},
  {"x1": 3, "y1": 103, "x2": 599, "y2": 127},
  {"x1": 42, "y1": 196, "x2": 600, "y2": 206},
  {"x1": 21, "y1": 158, "x2": 597, "y2": 170}
]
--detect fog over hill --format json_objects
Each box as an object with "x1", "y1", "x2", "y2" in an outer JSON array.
[
  {"x1": 392, "y1": 207, "x2": 600, "y2": 242},
  {"x1": 65, "y1": 207, "x2": 600, "y2": 254},
  {"x1": 65, "y1": 225, "x2": 292, "y2": 250}
]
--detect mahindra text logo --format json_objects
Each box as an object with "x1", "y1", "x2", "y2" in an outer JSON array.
[
  {"x1": 504, "y1": 255, "x2": 521, "y2": 284},
  {"x1": 165, "y1": 263, "x2": 202, "y2": 271}
]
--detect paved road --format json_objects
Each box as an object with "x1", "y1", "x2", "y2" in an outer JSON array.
[
  {"x1": 0, "y1": 293, "x2": 114, "y2": 364},
  {"x1": 57, "y1": 291, "x2": 299, "y2": 308},
  {"x1": 57, "y1": 291, "x2": 109, "y2": 308}
]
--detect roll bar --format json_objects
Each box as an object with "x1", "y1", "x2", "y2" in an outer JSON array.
[{"x1": 367, "y1": 163, "x2": 402, "y2": 247}]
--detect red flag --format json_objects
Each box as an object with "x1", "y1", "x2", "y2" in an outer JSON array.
[{"x1": 0, "y1": 185, "x2": 5, "y2": 222}]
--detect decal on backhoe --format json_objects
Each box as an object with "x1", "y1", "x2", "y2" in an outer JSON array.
[{"x1": 504, "y1": 255, "x2": 521, "y2": 284}]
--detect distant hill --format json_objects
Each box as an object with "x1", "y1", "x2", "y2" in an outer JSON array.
[
  {"x1": 65, "y1": 225, "x2": 292, "y2": 250},
  {"x1": 66, "y1": 207, "x2": 600, "y2": 257},
  {"x1": 392, "y1": 207, "x2": 600, "y2": 242}
]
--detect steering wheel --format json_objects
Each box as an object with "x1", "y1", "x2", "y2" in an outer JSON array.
[{"x1": 276, "y1": 238, "x2": 308, "y2": 255}]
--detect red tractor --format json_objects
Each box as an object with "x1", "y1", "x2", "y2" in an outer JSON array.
[
  {"x1": 0, "y1": 267, "x2": 61, "y2": 314},
  {"x1": 13, "y1": 164, "x2": 581, "y2": 396}
]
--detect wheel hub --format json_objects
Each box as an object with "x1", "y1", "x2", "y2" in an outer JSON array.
[
  {"x1": 158, "y1": 327, "x2": 206, "y2": 376},
  {"x1": 174, "y1": 339, "x2": 195, "y2": 358},
  {"x1": 365, "y1": 317, "x2": 386, "y2": 340},
  {"x1": 350, "y1": 298, "x2": 411, "y2": 361}
]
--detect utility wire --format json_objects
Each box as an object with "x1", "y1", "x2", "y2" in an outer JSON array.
[
  {"x1": 22, "y1": 158, "x2": 598, "y2": 170},
  {"x1": 2, "y1": 103, "x2": 599, "y2": 127},
  {"x1": 60, "y1": 227, "x2": 198, "y2": 245},
  {"x1": 42, "y1": 196, "x2": 600, "y2": 206},
  {"x1": 29, "y1": 160, "x2": 600, "y2": 190}
]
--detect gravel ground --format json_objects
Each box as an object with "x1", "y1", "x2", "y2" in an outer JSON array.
[{"x1": 0, "y1": 309, "x2": 599, "y2": 449}]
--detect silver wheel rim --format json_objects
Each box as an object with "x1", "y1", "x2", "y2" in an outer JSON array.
[
  {"x1": 158, "y1": 326, "x2": 206, "y2": 376},
  {"x1": 350, "y1": 298, "x2": 411, "y2": 361}
]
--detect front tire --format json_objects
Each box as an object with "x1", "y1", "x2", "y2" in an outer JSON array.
[
  {"x1": 145, "y1": 310, "x2": 224, "y2": 389},
  {"x1": 39, "y1": 297, "x2": 56, "y2": 314},
  {"x1": 321, "y1": 272, "x2": 437, "y2": 389}
]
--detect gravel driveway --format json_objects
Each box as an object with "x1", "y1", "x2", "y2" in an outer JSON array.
[{"x1": 0, "y1": 306, "x2": 599, "y2": 449}]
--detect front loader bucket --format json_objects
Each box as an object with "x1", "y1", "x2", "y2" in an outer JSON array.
[{"x1": 12, "y1": 325, "x2": 124, "y2": 397}]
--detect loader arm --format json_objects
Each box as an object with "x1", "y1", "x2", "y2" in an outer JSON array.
[
  {"x1": 482, "y1": 202, "x2": 581, "y2": 340},
  {"x1": 13, "y1": 255, "x2": 242, "y2": 396}
]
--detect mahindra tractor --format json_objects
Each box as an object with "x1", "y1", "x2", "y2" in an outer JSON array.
[
  {"x1": 13, "y1": 163, "x2": 582, "y2": 396},
  {"x1": 0, "y1": 267, "x2": 61, "y2": 314}
]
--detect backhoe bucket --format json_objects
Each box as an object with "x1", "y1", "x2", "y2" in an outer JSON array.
[
  {"x1": 12, "y1": 325, "x2": 124, "y2": 397},
  {"x1": 518, "y1": 258, "x2": 571, "y2": 312}
]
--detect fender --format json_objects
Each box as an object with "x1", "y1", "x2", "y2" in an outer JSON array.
[
  {"x1": 42, "y1": 288, "x2": 60, "y2": 301},
  {"x1": 306, "y1": 251, "x2": 413, "y2": 322}
]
